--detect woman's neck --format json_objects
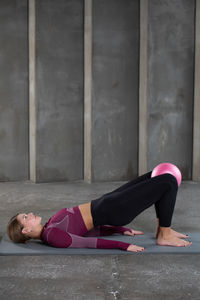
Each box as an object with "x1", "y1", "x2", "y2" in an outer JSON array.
[{"x1": 31, "y1": 224, "x2": 44, "y2": 240}]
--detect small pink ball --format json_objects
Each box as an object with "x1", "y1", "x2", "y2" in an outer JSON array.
[{"x1": 151, "y1": 162, "x2": 182, "y2": 186}]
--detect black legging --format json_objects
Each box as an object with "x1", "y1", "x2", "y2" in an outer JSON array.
[{"x1": 91, "y1": 171, "x2": 178, "y2": 228}]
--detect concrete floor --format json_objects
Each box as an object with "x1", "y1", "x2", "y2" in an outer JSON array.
[{"x1": 0, "y1": 179, "x2": 200, "y2": 300}]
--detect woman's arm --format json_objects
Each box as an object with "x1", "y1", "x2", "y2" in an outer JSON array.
[
  {"x1": 96, "y1": 237, "x2": 130, "y2": 250},
  {"x1": 99, "y1": 225, "x2": 132, "y2": 236},
  {"x1": 42, "y1": 227, "x2": 131, "y2": 251},
  {"x1": 85, "y1": 225, "x2": 143, "y2": 237},
  {"x1": 85, "y1": 225, "x2": 132, "y2": 237}
]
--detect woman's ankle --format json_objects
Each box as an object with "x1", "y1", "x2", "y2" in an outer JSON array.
[{"x1": 157, "y1": 226, "x2": 171, "y2": 238}]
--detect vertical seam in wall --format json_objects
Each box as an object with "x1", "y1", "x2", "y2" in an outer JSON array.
[
  {"x1": 29, "y1": 0, "x2": 36, "y2": 182},
  {"x1": 138, "y1": 0, "x2": 148, "y2": 175},
  {"x1": 84, "y1": 0, "x2": 92, "y2": 183},
  {"x1": 193, "y1": 0, "x2": 200, "y2": 180}
]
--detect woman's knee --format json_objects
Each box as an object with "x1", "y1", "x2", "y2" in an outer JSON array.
[{"x1": 160, "y1": 173, "x2": 178, "y2": 190}]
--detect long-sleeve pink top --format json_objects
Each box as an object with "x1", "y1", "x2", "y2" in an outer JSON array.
[{"x1": 40, "y1": 206, "x2": 132, "y2": 251}]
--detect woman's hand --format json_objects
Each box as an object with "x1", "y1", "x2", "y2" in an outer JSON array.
[
  {"x1": 124, "y1": 229, "x2": 144, "y2": 236},
  {"x1": 127, "y1": 244, "x2": 145, "y2": 252}
]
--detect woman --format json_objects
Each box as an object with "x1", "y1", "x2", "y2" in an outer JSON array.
[{"x1": 7, "y1": 171, "x2": 191, "y2": 252}]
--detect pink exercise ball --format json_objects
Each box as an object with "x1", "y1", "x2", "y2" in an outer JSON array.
[{"x1": 151, "y1": 162, "x2": 182, "y2": 186}]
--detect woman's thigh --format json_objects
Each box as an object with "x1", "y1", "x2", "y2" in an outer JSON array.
[
  {"x1": 98, "y1": 173, "x2": 177, "y2": 226},
  {"x1": 103, "y1": 171, "x2": 152, "y2": 196}
]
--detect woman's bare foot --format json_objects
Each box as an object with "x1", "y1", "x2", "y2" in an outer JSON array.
[
  {"x1": 124, "y1": 229, "x2": 144, "y2": 236},
  {"x1": 157, "y1": 227, "x2": 192, "y2": 247},
  {"x1": 170, "y1": 228, "x2": 189, "y2": 239},
  {"x1": 127, "y1": 244, "x2": 145, "y2": 252},
  {"x1": 155, "y1": 227, "x2": 189, "y2": 239}
]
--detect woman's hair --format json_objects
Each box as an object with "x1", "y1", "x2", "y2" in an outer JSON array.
[{"x1": 7, "y1": 214, "x2": 31, "y2": 243}]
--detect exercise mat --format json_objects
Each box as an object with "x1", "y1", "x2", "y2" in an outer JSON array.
[{"x1": 0, "y1": 233, "x2": 198, "y2": 256}]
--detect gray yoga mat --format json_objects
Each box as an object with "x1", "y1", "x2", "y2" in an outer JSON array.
[{"x1": 0, "y1": 233, "x2": 198, "y2": 255}]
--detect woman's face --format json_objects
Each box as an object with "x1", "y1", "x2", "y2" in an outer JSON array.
[{"x1": 17, "y1": 213, "x2": 42, "y2": 229}]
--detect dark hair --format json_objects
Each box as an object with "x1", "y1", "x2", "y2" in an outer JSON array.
[{"x1": 7, "y1": 214, "x2": 31, "y2": 243}]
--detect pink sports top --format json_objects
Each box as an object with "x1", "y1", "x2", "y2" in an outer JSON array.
[{"x1": 40, "y1": 206, "x2": 132, "y2": 251}]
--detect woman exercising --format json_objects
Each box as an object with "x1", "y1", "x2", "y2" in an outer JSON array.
[{"x1": 7, "y1": 171, "x2": 191, "y2": 252}]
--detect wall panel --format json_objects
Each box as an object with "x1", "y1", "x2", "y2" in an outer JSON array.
[
  {"x1": 92, "y1": 0, "x2": 140, "y2": 181},
  {"x1": 147, "y1": 0, "x2": 195, "y2": 179},
  {"x1": 35, "y1": 0, "x2": 84, "y2": 182},
  {"x1": 0, "y1": 0, "x2": 29, "y2": 181}
]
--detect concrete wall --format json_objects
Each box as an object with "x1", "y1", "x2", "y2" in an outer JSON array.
[
  {"x1": 92, "y1": 0, "x2": 139, "y2": 181},
  {"x1": 0, "y1": 0, "x2": 197, "y2": 182},
  {"x1": 0, "y1": 0, "x2": 29, "y2": 181},
  {"x1": 147, "y1": 0, "x2": 195, "y2": 179},
  {"x1": 35, "y1": 0, "x2": 84, "y2": 182}
]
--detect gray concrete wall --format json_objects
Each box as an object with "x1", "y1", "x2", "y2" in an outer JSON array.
[
  {"x1": 0, "y1": 0, "x2": 29, "y2": 181},
  {"x1": 0, "y1": 0, "x2": 197, "y2": 182},
  {"x1": 92, "y1": 0, "x2": 139, "y2": 181},
  {"x1": 35, "y1": 0, "x2": 84, "y2": 182},
  {"x1": 147, "y1": 0, "x2": 195, "y2": 179}
]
